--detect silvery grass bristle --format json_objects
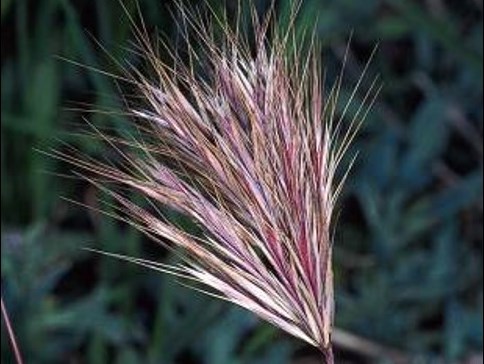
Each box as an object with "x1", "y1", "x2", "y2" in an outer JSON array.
[{"x1": 52, "y1": 1, "x2": 380, "y2": 362}]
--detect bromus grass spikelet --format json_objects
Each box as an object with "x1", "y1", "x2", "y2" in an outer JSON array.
[{"x1": 53, "y1": 2, "x2": 379, "y2": 362}]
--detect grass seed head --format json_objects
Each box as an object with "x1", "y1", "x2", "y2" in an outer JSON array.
[{"x1": 57, "y1": 1, "x2": 379, "y2": 357}]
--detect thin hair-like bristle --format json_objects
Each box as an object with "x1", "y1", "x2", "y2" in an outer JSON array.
[
  {"x1": 62, "y1": 2, "x2": 379, "y2": 359},
  {"x1": 1, "y1": 296, "x2": 24, "y2": 364}
]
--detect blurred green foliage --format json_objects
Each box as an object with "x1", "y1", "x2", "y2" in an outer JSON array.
[{"x1": 1, "y1": 0, "x2": 482, "y2": 363}]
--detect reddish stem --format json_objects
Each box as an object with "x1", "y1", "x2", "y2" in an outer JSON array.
[
  {"x1": 322, "y1": 345, "x2": 334, "y2": 364},
  {"x1": 1, "y1": 296, "x2": 24, "y2": 364}
]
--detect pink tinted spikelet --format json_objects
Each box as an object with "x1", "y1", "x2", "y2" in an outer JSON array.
[{"x1": 55, "y1": 3, "x2": 379, "y2": 362}]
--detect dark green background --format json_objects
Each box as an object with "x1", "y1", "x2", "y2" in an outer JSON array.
[{"x1": 1, "y1": 0, "x2": 482, "y2": 363}]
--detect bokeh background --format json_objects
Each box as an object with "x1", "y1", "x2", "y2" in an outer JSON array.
[{"x1": 1, "y1": 0, "x2": 482, "y2": 363}]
